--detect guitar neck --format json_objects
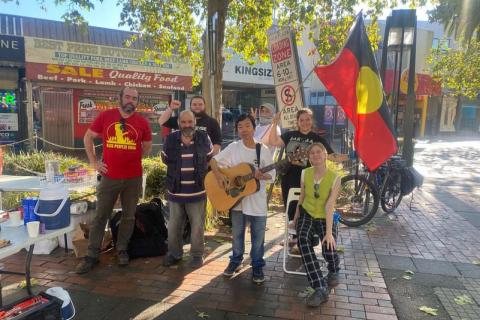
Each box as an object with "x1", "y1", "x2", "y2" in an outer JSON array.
[{"x1": 242, "y1": 159, "x2": 289, "y2": 181}]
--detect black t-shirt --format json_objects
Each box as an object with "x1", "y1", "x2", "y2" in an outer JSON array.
[
  {"x1": 164, "y1": 114, "x2": 222, "y2": 146},
  {"x1": 280, "y1": 130, "x2": 334, "y2": 186}
]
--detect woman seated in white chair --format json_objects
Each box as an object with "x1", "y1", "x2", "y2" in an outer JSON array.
[{"x1": 290, "y1": 143, "x2": 341, "y2": 307}]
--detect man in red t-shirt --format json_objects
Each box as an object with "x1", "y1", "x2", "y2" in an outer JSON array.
[{"x1": 76, "y1": 87, "x2": 152, "y2": 274}]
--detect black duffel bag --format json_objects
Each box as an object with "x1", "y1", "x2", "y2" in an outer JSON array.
[{"x1": 110, "y1": 199, "x2": 168, "y2": 258}]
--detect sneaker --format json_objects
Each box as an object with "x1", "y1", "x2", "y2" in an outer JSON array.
[
  {"x1": 223, "y1": 262, "x2": 241, "y2": 277},
  {"x1": 306, "y1": 287, "x2": 329, "y2": 307},
  {"x1": 117, "y1": 250, "x2": 129, "y2": 266},
  {"x1": 252, "y1": 268, "x2": 265, "y2": 284},
  {"x1": 163, "y1": 254, "x2": 182, "y2": 267},
  {"x1": 325, "y1": 272, "x2": 339, "y2": 288},
  {"x1": 189, "y1": 256, "x2": 204, "y2": 269},
  {"x1": 75, "y1": 256, "x2": 99, "y2": 274}
]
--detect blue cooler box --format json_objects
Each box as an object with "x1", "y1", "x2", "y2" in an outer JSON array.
[{"x1": 34, "y1": 184, "x2": 71, "y2": 230}]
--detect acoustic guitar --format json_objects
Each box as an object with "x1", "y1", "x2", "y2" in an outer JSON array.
[{"x1": 205, "y1": 148, "x2": 308, "y2": 211}]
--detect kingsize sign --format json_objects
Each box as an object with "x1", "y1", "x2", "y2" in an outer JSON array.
[
  {"x1": 268, "y1": 28, "x2": 305, "y2": 129},
  {"x1": 24, "y1": 37, "x2": 192, "y2": 91},
  {"x1": 0, "y1": 35, "x2": 25, "y2": 62}
]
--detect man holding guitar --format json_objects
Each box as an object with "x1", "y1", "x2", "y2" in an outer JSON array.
[{"x1": 209, "y1": 114, "x2": 275, "y2": 284}]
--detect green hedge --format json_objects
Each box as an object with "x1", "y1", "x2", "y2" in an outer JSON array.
[
  {"x1": 3, "y1": 151, "x2": 88, "y2": 176},
  {"x1": 142, "y1": 156, "x2": 167, "y2": 198}
]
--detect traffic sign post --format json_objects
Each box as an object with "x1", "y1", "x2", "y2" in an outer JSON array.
[{"x1": 268, "y1": 28, "x2": 305, "y2": 129}]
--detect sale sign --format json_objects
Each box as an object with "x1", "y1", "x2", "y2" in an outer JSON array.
[
  {"x1": 268, "y1": 28, "x2": 305, "y2": 129},
  {"x1": 24, "y1": 36, "x2": 192, "y2": 91}
]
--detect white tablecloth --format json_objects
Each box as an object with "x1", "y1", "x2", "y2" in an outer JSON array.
[
  {"x1": 0, "y1": 175, "x2": 96, "y2": 193},
  {"x1": 0, "y1": 223, "x2": 74, "y2": 260}
]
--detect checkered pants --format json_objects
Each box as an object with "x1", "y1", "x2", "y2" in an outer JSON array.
[{"x1": 296, "y1": 206, "x2": 340, "y2": 289}]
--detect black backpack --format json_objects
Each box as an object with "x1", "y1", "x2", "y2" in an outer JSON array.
[
  {"x1": 400, "y1": 166, "x2": 424, "y2": 196},
  {"x1": 110, "y1": 199, "x2": 168, "y2": 258}
]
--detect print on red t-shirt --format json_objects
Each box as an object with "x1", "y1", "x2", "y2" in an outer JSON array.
[{"x1": 90, "y1": 108, "x2": 152, "y2": 179}]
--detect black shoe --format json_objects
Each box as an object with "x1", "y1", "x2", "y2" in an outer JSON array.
[
  {"x1": 325, "y1": 272, "x2": 339, "y2": 288},
  {"x1": 189, "y1": 256, "x2": 204, "y2": 269},
  {"x1": 117, "y1": 250, "x2": 129, "y2": 266},
  {"x1": 163, "y1": 254, "x2": 181, "y2": 267},
  {"x1": 223, "y1": 262, "x2": 241, "y2": 277},
  {"x1": 306, "y1": 287, "x2": 329, "y2": 307},
  {"x1": 75, "y1": 256, "x2": 99, "y2": 274},
  {"x1": 252, "y1": 268, "x2": 265, "y2": 284}
]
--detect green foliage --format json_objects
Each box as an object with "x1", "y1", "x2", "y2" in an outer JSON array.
[
  {"x1": 427, "y1": 38, "x2": 480, "y2": 99},
  {"x1": 2, "y1": 192, "x2": 37, "y2": 211},
  {"x1": 3, "y1": 151, "x2": 88, "y2": 176},
  {"x1": 117, "y1": 0, "x2": 428, "y2": 84},
  {"x1": 142, "y1": 156, "x2": 167, "y2": 198},
  {"x1": 428, "y1": 0, "x2": 480, "y2": 43},
  {"x1": 7, "y1": 0, "x2": 429, "y2": 89}
]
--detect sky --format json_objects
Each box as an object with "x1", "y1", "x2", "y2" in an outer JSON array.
[{"x1": 2, "y1": 0, "x2": 434, "y2": 31}]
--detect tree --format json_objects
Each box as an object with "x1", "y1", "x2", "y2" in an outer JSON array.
[
  {"x1": 427, "y1": 0, "x2": 480, "y2": 129},
  {"x1": 116, "y1": 0, "x2": 428, "y2": 120},
  {"x1": 428, "y1": 0, "x2": 480, "y2": 43},
  {"x1": 427, "y1": 38, "x2": 480, "y2": 129},
  {"x1": 5, "y1": 0, "x2": 428, "y2": 121},
  {"x1": 428, "y1": 39, "x2": 480, "y2": 100}
]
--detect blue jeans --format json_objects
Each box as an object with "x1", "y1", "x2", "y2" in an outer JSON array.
[{"x1": 230, "y1": 210, "x2": 266, "y2": 269}]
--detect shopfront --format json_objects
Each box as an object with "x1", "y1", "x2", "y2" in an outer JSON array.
[
  {"x1": 0, "y1": 34, "x2": 25, "y2": 145},
  {"x1": 24, "y1": 36, "x2": 192, "y2": 150},
  {"x1": 222, "y1": 53, "x2": 275, "y2": 113}
]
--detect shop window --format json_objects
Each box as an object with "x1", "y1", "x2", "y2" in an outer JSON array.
[
  {"x1": 310, "y1": 92, "x2": 317, "y2": 105},
  {"x1": 325, "y1": 94, "x2": 337, "y2": 105}
]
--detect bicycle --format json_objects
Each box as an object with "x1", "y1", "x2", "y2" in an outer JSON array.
[
  {"x1": 336, "y1": 159, "x2": 379, "y2": 227},
  {"x1": 376, "y1": 156, "x2": 407, "y2": 213},
  {"x1": 336, "y1": 154, "x2": 406, "y2": 227}
]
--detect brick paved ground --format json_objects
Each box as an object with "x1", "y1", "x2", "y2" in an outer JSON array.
[{"x1": 1, "y1": 186, "x2": 479, "y2": 319}]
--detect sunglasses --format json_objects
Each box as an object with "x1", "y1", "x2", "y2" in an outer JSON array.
[
  {"x1": 119, "y1": 118, "x2": 126, "y2": 132},
  {"x1": 314, "y1": 183, "x2": 320, "y2": 199}
]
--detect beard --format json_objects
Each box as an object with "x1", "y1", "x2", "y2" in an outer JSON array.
[
  {"x1": 121, "y1": 103, "x2": 136, "y2": 114},
  {"x1": 181, "y1": 127, "x2": 195, "y2": 137},
  {"x1": 192, "y1": 109, "x2": 206, "y2": 118}
]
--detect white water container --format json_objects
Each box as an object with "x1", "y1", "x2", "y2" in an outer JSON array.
[{"x1": 34, "y1": 183, "x2": 71, "y2": 230}]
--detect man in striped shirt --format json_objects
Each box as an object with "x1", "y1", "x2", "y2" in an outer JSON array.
[{"x1": 161, "y1": 110, "x2": 214, "y2": 268}]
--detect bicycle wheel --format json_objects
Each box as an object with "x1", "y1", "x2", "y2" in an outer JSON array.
[
  {"x1": 336, "y1": 174, "x2": 379, "y2": 227},
  {"x1": 380, "y1": 171, "x2": 403, "y2": 213}
]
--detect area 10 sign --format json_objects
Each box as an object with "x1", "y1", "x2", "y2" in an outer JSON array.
[{"x1": 268, "y1": 28, "x2": 305, "y2": 129}]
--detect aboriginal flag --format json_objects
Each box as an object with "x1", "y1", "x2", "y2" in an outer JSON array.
[{"x1": 315, "y1": 14, "x2": 397, "y2": 171}]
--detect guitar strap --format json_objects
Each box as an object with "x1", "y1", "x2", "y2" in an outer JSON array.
[{"x1": 255, "y1": 143, "x2": 261, "y2": 168}]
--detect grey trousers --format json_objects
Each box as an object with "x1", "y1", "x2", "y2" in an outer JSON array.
[
  {"x1": 167, "y1": 199, "x2": 206, "y2": 259},
  {"x1": 87, "y1": 176, "x2": 142, "y2": 258}
]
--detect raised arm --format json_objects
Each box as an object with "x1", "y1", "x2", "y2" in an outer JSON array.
[
  {"x1": 269, "y1": 112, "x2": 285, "y2": 147},
  {"x1": 158, "y1": 99, "x2": 181, "y2": 126}
]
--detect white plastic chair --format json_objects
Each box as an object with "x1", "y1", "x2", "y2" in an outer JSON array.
[{"x1": 282, "y1": 188, "x2": 306, "y2": 275}]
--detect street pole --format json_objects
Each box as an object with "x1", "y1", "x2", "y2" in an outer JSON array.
[
  {"x1": 403, "y1": 12, "x2": 417, "y2": 167},
  {"x1": 25, "y1": 79, "x2": 34, "y2": 151}
]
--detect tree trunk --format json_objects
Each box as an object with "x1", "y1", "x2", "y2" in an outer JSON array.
[
  {"x1": 202, "y1": 32, "x2": 212, "y2": 116},
  {"x1": 214, "y1": 2, "x2": 227, "y2": 124},
  {"x1": 454, "y1": 95, "x2": 463, "y2": 131},
  {"x1": 202, "y1": 0, "x2": 228, "y2": 123}
]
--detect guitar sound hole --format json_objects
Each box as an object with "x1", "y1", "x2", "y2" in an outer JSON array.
[
  {"x1": 233, "y1": 176, "x2": 244, "y2": 188},
  {"x1": 229, "y1": 185, "x2": 246, "y2": 197}
]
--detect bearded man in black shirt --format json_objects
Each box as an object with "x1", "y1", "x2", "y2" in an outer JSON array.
[{"x1": 158, "y1": 95, "x2": 222, "y2": 155}]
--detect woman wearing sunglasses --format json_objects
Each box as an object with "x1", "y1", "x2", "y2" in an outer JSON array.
[{"x1": 289, "y1": 143, "x2": 341, "y2": 307}]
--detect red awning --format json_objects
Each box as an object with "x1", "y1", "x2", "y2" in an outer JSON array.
[{"x1": 384, "y1": 69, "x2": 442, "y2": 96}]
